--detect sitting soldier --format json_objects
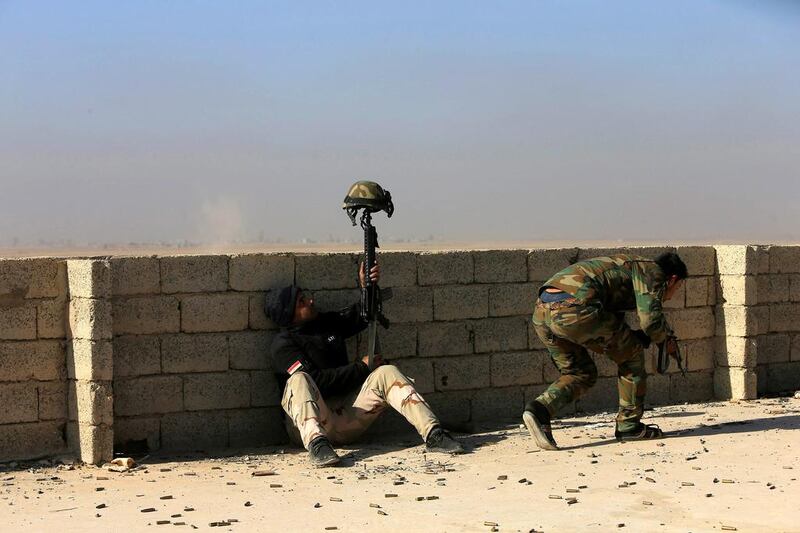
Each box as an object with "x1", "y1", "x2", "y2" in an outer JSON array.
[{"x1": 267, "y1": 263, "x2": 463, "y2": 467}]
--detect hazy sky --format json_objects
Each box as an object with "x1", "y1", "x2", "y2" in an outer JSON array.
[{"x1": 1, "y1": 1, "x2": 799, "y2": 247}]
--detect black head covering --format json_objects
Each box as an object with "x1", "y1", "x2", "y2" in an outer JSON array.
[{"x1": 265, "y1": 285, "x2": 301, "y2": 327}]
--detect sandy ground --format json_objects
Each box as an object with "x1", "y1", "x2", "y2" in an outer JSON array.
[{"x1": 2, "y1": 398, "x2": 799, "y2": 533}]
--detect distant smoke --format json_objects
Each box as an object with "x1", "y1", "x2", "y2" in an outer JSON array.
[{"x1": 196, "y1": 196, "x2": 245, "y2": 245}]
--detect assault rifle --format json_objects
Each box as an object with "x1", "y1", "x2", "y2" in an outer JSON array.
[
  {"x1": 343, "y1": 181, "x2": 394, "y2": 369},
  {"x1": 656, "y1": 335, "x2": 686, "y2": 377}
]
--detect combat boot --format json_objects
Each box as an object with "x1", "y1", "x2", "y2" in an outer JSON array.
[
  {"x1": 425, "y1": 426, "x2": 465, "y2": 454},
  {"x1": 523, "y1": 401, "x2": 558, "y2": 451},
  {"x1": 308, "y1": 436, "x2": 340, "y2": 467}
]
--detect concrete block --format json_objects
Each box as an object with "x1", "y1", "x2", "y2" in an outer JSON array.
[
  {"x1": 647, "y1": 373, "x2": 671, "y2": 406},
  {"x1": 757, "y1": 274, "x2": 789, "y2": 304},
  {"x1": 38, "y1": 381, "x2": 67, "y2": 420},
  {"x1": 114, "y1": 416, "x2": 160, "y2": 451},
  {"x1": 161, "y1": 333, "x2": 229, "y2": 373},
  {"x1": 248, "y1": 293, "x2": 273, "y2": 330},
  {"x1": 114, "y1": 375, "x2": 183, "y2": 416},
  {"x1": 68, "y1": 298, "x2": 112, "y2": 341},
  {"x1": 418, "y1": 322, "x2": 471, "y2": 357},
  {"x1": 113, "y1": 335, "x2": 161, "y2": 377},
  {"x1": 471, "y1": 387, "x2": 523, "y2": 421},
  {"x1": 792, "y1": 334, "x2": 800, "y2": 362},
  {"x1": 433, "y1": 285, "x2": 488, "y2": 321},
  {"x1": 378, "y1": 252, "x2": 418, "y2": 287},
  {"x1": 0, "y1": 340, "x2": 65, "y2": 381},
  {"x1": 374, "y1": 323, "x2": 417, "y2": 359},
  {"x1": 685, "y1": 338, "x2": 715, "y2": 372},
  {"x1": 0, "y1": 421, "x2": 67, "y2": 461},
  {"x1": 180, "y1": 293, "x2": 249, "y2": 333},
  {"x1": 383, "y1": 286, "x2": 433, "y2": 323},
  {"x1": 160, "y1": 410, "x2": 228, "y2": 451},
  {"x1": 684, "y1": 277, "x2": 709, "y2": 307},
  {"x1": 755, "y1": 245, "x2": 770, "y2": 274},
  {"x1": 488, "y1": 283, "x2": 537, "y2": 317},
  {"x1": 662, "y1": 280, "x2": 685, "y2": 309},
  {"x1": 250, "y1": 370, "x2": 282, "y2": 407},
  {"x1": 0, "y1": 258, "x2": 65, "y2": 299},
  {"x1": 0, "y1": 303, "x2": 37, "y2": 340},
  {"x1": 432, "y1": 355, "x2": 490, "y2": 391},
  {"x1": 575, "y1": 377, "x2": 618, "y2": 413},
  {"x1": 473, "y1": 250, "x2": 527, "y2": 283},
  {"x1": 37, "y1": 298, "x2": 67, "y2": 339},
  {"x1": 528, "y1": 248, "x2": 579, "y2": 281},
  {"x1": 715, "y1": 305, "x2": 758, "y2": 338},
  {"x1": 110, "y1": 256, "x2": 160, "y2": 296},
  {"x1": 715, "y1": 335, "x2": 757, "y2": 368},
  {"x1": 753, "y1": 305, "x2": 770, "y2": 335},
  {"x1": 769, "y1": 246, "x2": 800, "y2": 274},
  {"x1": 69, "y1": 381, "x2": 113, "y2": 426},
  {"x1": 791, "y1": 275, "x2": 800, "y2": 302},
  {"x1": 718, "y1": 275, "x2": 757, "y2": 306},
  {"x1": 756, "y1": 364, "x2": 767, "y2": 396},
  {"x1": 67, "y1": 260, "x2": 111, "y2": 298},
  {"x1": 769, "y1": 303, "x2": 800, "y2": 333},
  {"x1": 670, "y1": 371, "x2": 714, "y2": 403},
  {"x1": 295, "y1": 253, "x2": 358, "y2": 290},
  {"x1": 68, "y1": 339, "x2": 113, "y2": 381},
  {"x1": 0, "y1": 382, "x2": 39, "y2": 424},
  {"x1": 229, "y1": 407, "x2": 287, "y2": 447},
  {"x1": 758, "y1": 333, "x2": 791, "y2": 365},
  {"x1": 160, "y1": 255, "x2": 229, "y2": 293},
  {"x1": 765, "y1": 361, "x2": 800, "y2": 394},
  {"x1": 112, "y1": 296, "x2": 180, "y2": 335},
  {"x1": 393, "y1": 358, "x2": 435, "y2": 394},
  {"x1": 676, "y1": 246, "x2": 716, "y2": 276},
  {"x1": 471, "y1": 316, "x2": 528, "y2": 353},
  {"x1": 229, "y1": 330, "x2": 272, "y2": 370},
  {"x1": 229, "y1": 253, "x2": 294, "y2": 291},
  {"x1": 491, "y1": 351, "x2": 546, "y2": 386},
  {"x1": 715, "y1": 245, "x2": 757, "y2": 275},
  {"x1": 184, "y1": 371, "x2": 250, "y2": 410},
  {"x1": 423, "y1": 391, "x2": 472, "y2": 425},
  {"x1": 417, "y1": 252, "x2": 473, "y2": 285},
  {"x1": 310, "y1": 289, "x2": 360, "y2": 312}
]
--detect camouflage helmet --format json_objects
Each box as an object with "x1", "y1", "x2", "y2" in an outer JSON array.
[{"x1": 343, "y1": 180, "x2": 394, "y2": 224}]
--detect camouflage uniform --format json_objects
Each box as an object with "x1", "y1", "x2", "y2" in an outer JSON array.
[
  {"x1": 281, "y1": 364, "x2": 439, "y2": 448},
  {"x1": 532, "y1": 254, "x2": 673, "y2": 432}
]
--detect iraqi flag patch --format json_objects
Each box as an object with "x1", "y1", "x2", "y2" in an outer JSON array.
[{"x1": 287, "y1": 359, "x2": 304, "y2": 375}]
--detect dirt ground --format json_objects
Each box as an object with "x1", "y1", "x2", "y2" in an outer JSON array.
[{"x1": 1, "y1": 398, "x2": 798, "y2": 533}]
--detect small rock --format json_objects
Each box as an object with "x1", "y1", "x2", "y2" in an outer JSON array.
[
  {"x1": 160, "y1": 495, "x2": 174, "y2": 500},
  {"x1": 548, "y1": 495, "x2": 562, "y2": 499},
  {"x1": 385, "y1": 494, "x2": 398, "y2": 498},
  {"x1": 484, "y1": 522, "x2": 498, "y2": 527},
  {"x1": 156, "y1": 520, "x2": 170, "y2": 525},
  {"x1": 329, "y1": 497, "x2": 342, "y2": 502},
  {"x1": 141, "y1": 508, "x2": 157, "y2": 513},
  {"x1": 96, "y1": 504, "x2": 107, "y2": 509},
  {"x1": 252, "y1": 470, "x2": 276, "y2": 477},
  {"x1": 642, "y1": 501, "x2": 653, "y2": 506},
  {"x1": 681, "y1": 482, "x2": 694, "y2": 487},
  {"x1": 314, "y1": 503, "x2": 321, "y2": 508},
  {"x1": 377, "y1": 510, "x2": 388, "y2": 516},
  {"x1": 497, "y1": 475, "x2": 507, "y2": 481},
  {"x1": 244, "y1": 502, "x2": 252, "y2": 507},
  {"x1": 369, "y1": 503, "x2": 381, "y2": 508}
]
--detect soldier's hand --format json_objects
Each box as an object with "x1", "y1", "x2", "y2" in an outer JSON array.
[
  {"x1": 359, "y1": 261, "x2": 381, "y2": 288},
  {"x1": 665, "y1": 336, "x2": 679, "y2": 356}
]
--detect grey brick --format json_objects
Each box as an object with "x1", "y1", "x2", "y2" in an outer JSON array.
[
  {"x1": 433, "y1": 355, "x2": 490, "y2": 391},
  {"x1": 161, "y1": 410, "x2": 228, "y2": 451},
  {"x1": 471, "y1": 316, "x2": 528, "y2": 353},
  {"x1": 757, "y1": 274, "x2": 789, "y2": 304},
  {"x1": 248, "y1": 293, "x2": 273, "y2": 330},
  {"x1": 528, "y1": 248, "x2": 579, "y2": 281},
  {"x1": 378, "y1": 252, "x2": 417, "y2": 287},
  {"x1": 114, "y1": 416, "x2": 160, "y2": 451},
  {"x1": 229, "y1": 253, "x2": 294, "y2": 291},
  {"x1": 434, "y1": 285, "x2": 488, "y2": 321},
  {"x1": 115, "y1": 375, "x2": 183, "y2": 416},
  {"x1": 685, "y1": 338, "x2": 715, "y2": 371},
  {"x1": 37, "y1": 298, "x2": 67, "y2": 339},
  {"x1": 110, "y1": 256, "x2": 160, "y2": 296},
  {"x1": 184, "y1": 371, "x2": 250, "y2": 410},
  {"x1": 647, "y1": 373, "x2": 671, "y2": 406},
  {"x1": 251, "y1": 370, "x2": 282, "y2": 407},
  {"x1": 471, "y1": 387, "x2": 523, "y2": 421},
  {"x1": 685, "y1": 277, "x2": 710, "y2": 307},
  {"x1": 665, "y1": 307, "x2": 715, "y2": 340},
  {"x1": 715, "y1": 245, "x2": 758, "y2": 275},
  {"x1": 0, "y1": 303, "x2": 37, "y2": 340},
  {"x1": 69, "y1": 381, "x2": 113, "y2": 426},
  {"x1": 0, "y1": 258, "x2": 65, "y2": 299},
  {"x1": 791, "y1": 274, "x2": 800, "y2": 303},
  {"x1": 383, "y1": 286, "x2": 433, "y2": 323},
  {"x1": 663, "y1": 280, "x2": 685, "y2": 309},
  {"x1": 375, "y1": 323, "x2": 417, "y2": 358},
  {"x1": 424, "y1": 391, "x2": 472, "y2": 426},
  {"x1": 113, "y1": 296, "x2": 180, "y2": 335},
  {"x1": 0, "y1": 421, "x2": 67, "y2": 462},
  {"x1": 180, "y1": 293, "x2": 249, "y2": 333},
  {"x1": 793, "y1": 334, "x2": 800, "y2": 362},
  {"x1": 38, "y1": 381, "x2": 67, "y2": 421},
  {"x1": 67, "y1": 260, "x2": 111, "y2": 298},
  {"x1": 753, "y1": 305, "x2": 770, "y2": 335},
  {"x1": 491, "y1": 351, "x2": 546, "y2": 386},
  {"x1": 161, "y1": 333, "x2": 229, "y2": 373},
  {"x1": 758, "y1": 333, "x2": 791, "y2": 364},
  {"x1": 0, "y1": 382, "x2": 39, "y2": 424},
  {"x1": 160, "y1": 255, "x2": 229, "y2": 293},
  {"x1": 68, "y1": 298, "x2": 113, "y2": 341},
  {"x1": 418, "y1": 252, "x2": 473, "y2": 285},
  {"x1": 676, "y1": 246, "x2": 716, "y2": 276},
  {"x1": 229, "y1": 407, "x2": 287, "y2": 447},
  {"x1": 0, "y1": 340, "x2": 65, "y2": 381},
  {"x1": 68, "y1": 422, "x2": 115, "y2": 465},
  {"x1": 715, "y1": 367, "x2": 757, "y2": 400},
  {"x1": 769, "y1": 246, "x2": 800, "y2": 274},
  {"x1": 718, "y1": 275, "x2": 757, "y2": 306},
  {"x1": 67, "y1": 339, "x2": 113, "y2": 381},
  {"x1": 715, "y1": 335, "x2": 757, "y2": 368},
  {"x1": 575, "y1": 377, "x2": 618, "y2": 413},
  {"x1": 670, "y1": 371, "x2": 714, "y2": 403},
  {"x1": 113, "y1": 335, "x2": 161, "y2": 377},
  {"x1": 764, "y1": 361, "x2": 800, "y2": 394},
  {"x1": 489, "y1": 283, "x2": 537, "y2": 317},
  {"x1": 769, "y1": 303, "x2": 800, "y2": 333},
  {"x1": 229, "y1": 330, "x2": 273, "y2": 370},
  {"x1": 311, "y1": 289, "x2": 360, "y2": 312},
  {"x1": 418, "y1": 322, "x2": 471, "y2": 357},
  {"x1": 473, "y1": 250, "x2": 527, "y2": 283},
  {"x1": 295, "y1": 253, "x2": 358, "y2": 290},
  {"x1": 393, "y1": 359, "x2": 434, "y2": 394}
]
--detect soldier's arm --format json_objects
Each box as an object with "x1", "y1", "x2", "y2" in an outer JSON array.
[{"x1": 631, "y1": 262, "x2": 672, "y2": 345}]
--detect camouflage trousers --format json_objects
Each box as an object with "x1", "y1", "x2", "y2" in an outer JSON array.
[
  {"x1": 281, "y1": 365, "x2": 439, "y2": 449},
  {"x1": 532, "y1": 297, "x2": 647, "y2": 432}
]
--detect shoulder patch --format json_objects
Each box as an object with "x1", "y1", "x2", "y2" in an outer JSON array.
[{"x1": 287, "y1": 359, "x2": 304, "y2": 375}]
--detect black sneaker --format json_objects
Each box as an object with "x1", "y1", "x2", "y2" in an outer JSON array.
[
  {"x1": 614, "y1": 423, "x2": 663, "y2": 442},
  {"x1": 522, "y1": 401, "x2": 558, "y2": 451},
  {"x1": 308, "y1": 436, "x2": 340, "y2": 467},
  {"x1": 425, "y1": 427, "x2": 465, "y2": 454}
]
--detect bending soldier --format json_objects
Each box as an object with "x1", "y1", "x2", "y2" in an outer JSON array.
[
  {"x1": 524, "y1": 252, "x2": 687, "y2": 450},
  {"x1": 268, "y1": 262, "x2": 464, "y2": 467}
]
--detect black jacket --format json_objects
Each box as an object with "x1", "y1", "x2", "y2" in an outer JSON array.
[{"x1": 270, "y1": 302, "x2": 370, "y2": 398}]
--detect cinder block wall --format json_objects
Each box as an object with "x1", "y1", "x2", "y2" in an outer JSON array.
[{"x1": 0, "y1": 259, "x2": 69, "y2": 461}]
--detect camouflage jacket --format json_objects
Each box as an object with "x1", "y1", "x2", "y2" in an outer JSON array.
[{"x1": 542, "y1": 254, "x2": 673, "y2": 344}]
